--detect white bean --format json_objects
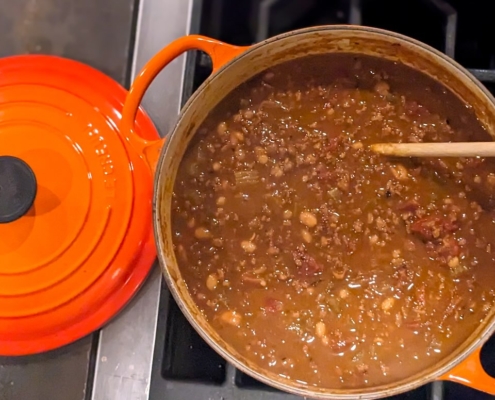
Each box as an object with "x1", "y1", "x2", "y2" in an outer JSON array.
[
  {"x1": 315, "y1": 322, "x2": 326, "y2": 338},
  {"x1": 381, "y1": 297, "x2": 395, "y2": 312},
  {"x1": 195, "y1": 227, "x2": 212, "y2": 239},
  {"x1": 206, "y1": 274, "x2": 218, "y2": 291},
  {"x1": 220, "y1": 310, "x2": 242, "y2": 327},
  {"x1": 241, "y1": 240, "x2": 256, "y2": 253},
  {"x1": 300, "y1": 211, "x2": 318, "y2": 228},
  {"x1": 301, "y1": 229, "x2": 312, "y2": 243}
]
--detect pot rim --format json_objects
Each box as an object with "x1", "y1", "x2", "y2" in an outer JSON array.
[{"x1": 153, "y1": 25, "x2": 495, "y2": 399}]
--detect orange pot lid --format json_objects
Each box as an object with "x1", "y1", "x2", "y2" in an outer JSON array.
[{"x1": 0, "y1": 55, "x2": 159, "y2": 355}]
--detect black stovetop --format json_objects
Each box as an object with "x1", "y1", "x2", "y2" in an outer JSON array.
[{"x1": 150, "y1": 1, "x2": 495, "y2": 399}]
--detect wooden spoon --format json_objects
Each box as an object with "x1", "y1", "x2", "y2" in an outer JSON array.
[{"x1": 370, "y1": 142, "x2": 495, "y2": 158}]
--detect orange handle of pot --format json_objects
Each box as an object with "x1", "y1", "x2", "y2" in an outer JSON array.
[
  {"x1": 121, "y1": 35, "x2": 248, "y2": 172},
  {"x1": 440, "y1": 347, "x2": 495, "y2": 394}
]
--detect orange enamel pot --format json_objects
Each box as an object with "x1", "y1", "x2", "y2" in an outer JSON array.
[{"x1": 121, "y1": 26, "x2": 495, "y2": 398}]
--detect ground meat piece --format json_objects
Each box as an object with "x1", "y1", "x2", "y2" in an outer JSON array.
[
  {"x1": 374, "y1": 81, "x2": 390, "y2": 97},
  {"x1": 410, "y1": 215, "x2": 458, "y2": 241},
  {"x1": 315, "y1": 164, "x2": 337, "y2": 182},
  {"x1": 415, "y1": 285, "x2": 426, "y2": 312},
  {"x1": 437, "y1": 236, "x2": 460, "y2": 259},
  {"x1": 264, "y1": 297, "x2": 284, "y2": 313},
  {"x1": 398, "y1": 200, "x2": 419, "y2": 214},
  {"x1": 325, "y1": 137, "x2": 341, "y2": 152},
  {"x1": 293, "y1": 246, "x2": 323, "y2": 276},
  {"x1": 405, "y1": 100, "x2": 430, "y2": 117},
  {"x1": 242, "y1": 275, "x2": 267, "y2": 286}
]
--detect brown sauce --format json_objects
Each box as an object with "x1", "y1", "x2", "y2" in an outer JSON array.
[{"x1": 171, "y1": 54, "x2": 495, "y2": 389}]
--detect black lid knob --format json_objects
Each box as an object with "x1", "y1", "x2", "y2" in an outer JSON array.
[{"x1": 0, "y1": 156, "x2": 37, "y2": 223}]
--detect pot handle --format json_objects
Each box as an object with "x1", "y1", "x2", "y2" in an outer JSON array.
[
  {"x1": 440, "y1": 347, "x2": 495, "y2": 394},
  {"x1": 121, "y1": 35, "x2": 248, "y2": 172}
]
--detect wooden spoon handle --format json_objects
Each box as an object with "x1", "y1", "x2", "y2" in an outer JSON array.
[{"x1": 370, "y1": 142, "x2": 495, "y2": 158}]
